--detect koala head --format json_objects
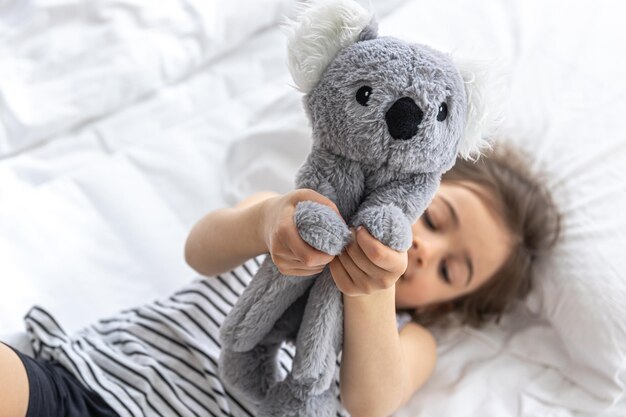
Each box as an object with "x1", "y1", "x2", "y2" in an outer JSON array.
[
  {"x1": 286, "y1": 0, "x2": 491, "y2": 173},
  {"x1": 306, "y1": 36, "x2": 466, "y2": 173}
]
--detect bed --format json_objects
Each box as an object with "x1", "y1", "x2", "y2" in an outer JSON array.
[{"x1": 1, "y1": 0, "x2": 625, "y2": 416}]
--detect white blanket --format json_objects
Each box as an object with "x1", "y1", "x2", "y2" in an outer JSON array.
[{"x1": 1, "y1": 1, "x2": 625, "y2": 416}]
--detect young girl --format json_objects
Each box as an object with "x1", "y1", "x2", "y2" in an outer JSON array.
[{"x1": 0, "y1": 143, "x2": 560, "y2": 417}]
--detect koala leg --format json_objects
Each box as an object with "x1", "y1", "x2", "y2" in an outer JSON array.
[
  {"x1": 290, "y1": 269, "x2": 343, "y2": 394},
  {"x1": 294, "y1": 201, "x2": 352, "y2": 256},
  {"x1": 220, "y1": 256, "x2": 315, "y2": 352},
  {"x1": 219, "y1": 344, "x2": 282, "y2": 404},
  {"x1": 352, "y1": 204, "x2": 413, "y2": 251},
  {"x1": 254, "y1": 270, "x2": 342, "y2": 416},
  {"x1": 219, "y1": 288, "x2": 311, "y2": 404},
  {"x1": 257, "y1": 374, "x2": 339, "y2": 417}
]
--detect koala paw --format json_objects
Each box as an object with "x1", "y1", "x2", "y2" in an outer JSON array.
[
  {"x1": 352, "y1": 205, "x2": 412, "y2": 251},
  {"x1": 294, "y1": 201, "x2": 351, "y2": 256}
]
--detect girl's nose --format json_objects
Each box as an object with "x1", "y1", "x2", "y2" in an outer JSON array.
[{"x1": 410, "y1": 237, "x2": 431, "y2": 268}]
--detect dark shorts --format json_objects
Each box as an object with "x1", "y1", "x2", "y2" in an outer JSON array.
[{"x1": 3, "y1": 342, "x2": 119, "y2": 417}]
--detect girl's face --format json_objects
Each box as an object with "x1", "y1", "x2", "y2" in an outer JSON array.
[{"x1": 395, "y1": 182, "x2": 512, "y2": 310}]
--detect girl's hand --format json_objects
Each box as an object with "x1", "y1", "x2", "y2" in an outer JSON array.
[
  {"x1": 262, "y1": 189, "x2": 344, "y2": 276},
  {"x1": 329, "y1": 227, "x2": 408, "y2": 297}
]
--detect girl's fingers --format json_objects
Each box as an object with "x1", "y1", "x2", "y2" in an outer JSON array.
[
  {"x1": 287, "y1": 230, "x2": 334, "y2": 267},
  {"x1": 329, "y1": 258, "x2": 357, "y2": 295},
  {"x1": 339, "y1": 248, "x2": 390, "y2": 293},
  {"x1": 279, "y1": 266, "x2": 325, "y2": 276},
  {"x1": 344, "y1": 231, "x2": 389, "y2": 278},
  {"x1": 273, "y1": 227, "x2": 328, "y2": 265},
  {"x1": 336, "y1": 251, "x2": 370, "y2": 292},
  {"x1": 271, "y1": 241, "x2": 300, "y2": 261},
  {"x1": 355, "y1": 227, "x2": 407, "y2": 273},
  {"x1": 272, "y1": 253, "x2": 326, "y2": 275}
]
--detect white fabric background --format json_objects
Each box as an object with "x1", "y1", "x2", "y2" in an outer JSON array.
[{"x1": 1, "y1": 1, "x2": 625, "y2": 416}]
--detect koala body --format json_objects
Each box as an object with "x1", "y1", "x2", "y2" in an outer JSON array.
[{"x1": 219, "y1": 1, "x2": 487, "y2": 416}]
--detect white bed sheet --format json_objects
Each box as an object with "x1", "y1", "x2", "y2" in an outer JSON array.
[{"x1": 1, "y1": 0, "x2": 625, "y2": 416}]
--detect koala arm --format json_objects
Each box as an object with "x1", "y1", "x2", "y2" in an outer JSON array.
[
  {"x1": 351, "y1": 172, "x2": 440, "y2": 251},
  {"x1": 294, "y1": 150, "x2": 343, "y2": 203},
  {"x1": 293, "y1": 151, "x2": 363, "y2": 255},
  {"x1": 185, "y1": 192, "x2": 278, "y2": 277},
  {"x1": 370, "y1": 172, "x2": 440, "y2": 221},
  {"x1": 359, "y1": 172, "x2": 440, "y2": 224}
]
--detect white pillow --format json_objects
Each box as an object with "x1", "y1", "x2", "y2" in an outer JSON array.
[
  {"x1": 521, "y1": 135, "x2": 626, "y2": 407},
  {"x1": 502, "y1": 28, "x2": 626, "y2": 409}
]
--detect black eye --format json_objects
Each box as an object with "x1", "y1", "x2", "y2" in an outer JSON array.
[
  {"x1": 356, "y1": 86, "x2": 373, "y2": 106},
  {"x1": 437, "y1": 102, "x2": 448, "y2": 121}
]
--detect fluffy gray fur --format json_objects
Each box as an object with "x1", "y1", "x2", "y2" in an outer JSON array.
[{"x1": 219, "y1": 12, "x2": 468, "y2": 417}]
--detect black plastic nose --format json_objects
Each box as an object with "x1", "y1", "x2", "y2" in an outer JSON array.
[{"x1": 385, "y1": 97, "x2": 423, "y2": 140}]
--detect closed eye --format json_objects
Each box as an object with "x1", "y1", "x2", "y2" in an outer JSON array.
[
  {"x1": 439, "y1": 261, "x2": 451, "y2": 284},
  {"x1": 423, "y1": 209, "x2": 453, "y2": 284},
  {"x1": 423, "y1": 210, "x2": 436, "y2": 230}
]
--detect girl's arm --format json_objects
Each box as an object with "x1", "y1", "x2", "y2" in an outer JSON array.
[
  {"x1": 185, "y1": 192, "x2": 278, "y2": 277},
  {"x1": 341, "y1": 291, "x2": 437, "y2": 417},
  {"x1": 331, "y1": 228, "x2": 437, "y2": 417},
  {"x1": 184, "y1": 189, "x2": 341, "y2": 277}
]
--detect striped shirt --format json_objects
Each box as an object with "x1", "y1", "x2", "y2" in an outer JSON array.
[{"x1": 24, "y1": 256, "x2": 411, "y2": 417}]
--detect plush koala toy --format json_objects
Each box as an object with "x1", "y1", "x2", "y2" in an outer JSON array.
[{"x1": 219, "y1": 1, "x2": 489, "y2": 416}]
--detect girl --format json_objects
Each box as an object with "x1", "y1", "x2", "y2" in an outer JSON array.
[{"x1": 0, "y1": 143, "x2": 560, "y2": 417}]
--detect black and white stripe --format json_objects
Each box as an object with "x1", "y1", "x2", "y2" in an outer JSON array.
[{"x1": 24, "y1": 255, "x2": 351, "y2": 417}]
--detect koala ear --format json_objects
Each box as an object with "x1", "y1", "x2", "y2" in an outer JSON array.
[
  {"x1": 357, "y1": 18, "x2": 378, "y2": 41},
  {"x1": 455, "y1": 59, "x2": 505, "y2": 160},
  {"x1": 283, "y1": 0, "x2": 373, "y2": 93}
]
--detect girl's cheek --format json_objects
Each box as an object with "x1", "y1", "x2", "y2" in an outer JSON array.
[
  {"x1": 408, "y1": 278, "x2": 438, "y2": 305},
  {"x1": 416, "y1": 279, "x2": 441, "y2": 305}
]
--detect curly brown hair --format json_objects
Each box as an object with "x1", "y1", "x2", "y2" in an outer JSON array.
[{"x1": 400, "y1": 142, "x2": 562, "y2": 328}]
